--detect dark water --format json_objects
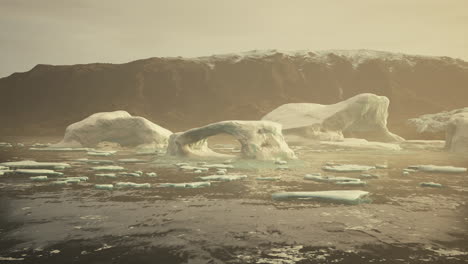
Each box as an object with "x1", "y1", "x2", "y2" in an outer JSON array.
[{"x1": 1, "y1": 137, "x2": 468, "y2": 263}]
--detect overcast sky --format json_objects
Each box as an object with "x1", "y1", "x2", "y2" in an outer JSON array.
[{"x1": 1, "y1": 0, "x2": 467, "y2": 77}]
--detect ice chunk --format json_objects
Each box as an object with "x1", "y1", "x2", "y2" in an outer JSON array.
[
  {"x1": 256, "y1": 176, "x2": 281, "y2": 181},
  {"x1": 91, "y1": 165, "x2": 125, "y2": 171},
  {"x1": 95, "y1": 184, "x2": 114, "y2": 190},
  {"x1": 87, "y1": 151, "x2": 115, "y2": 157},
  {"x1": 0, "y1": 142, "x2": 13, "y2": 147},
  {"x1": 75, "y1": 159, "x2": 114, "y2": 165},
  {"x1": 30, "y1": 176, "x2": 48, "y2": 181},
  {"x1": 275, "y1": 160, "x2": 288, "y2": 165},
  {"x1": 201, "y1": 164, "x2": 234, "y2": 169},
  {"x1": 56, "y1": 177, "x2": 88, "y2": 183},
  {"x1": 271, "y1": 190, "x2": 370, "y2": 204},
  {"x1": 13, "y1": 169, "x2": 63, "y2": 176},
  {"x1": 199, "y1": 174, "x2": 247, "y2": 181},
  {"x1": 216, "y1": 170, "x2": 227, "y2": 175},
  {"x1": 276, "y1": 165, "x2": 290, "y2": 171},
  {"x1": 322, "y1": 164, "x2": 375, "y2": 172},
  {"x1": 0, "y1": 166, "x2": 9, "y2": 171},
  {"x1": 375, "y1": 164, "x2": 388, "y2": 169},
  {"x1": 30, "y1": 147, "x2": 92, "y2": 152},
  {"x1": 420, "y1": 182, "x2": 443, "y2": 188},
  {"x1": 17, "y1": 143, "x2": 25, "y2": 147},
  {"x1": 51, "y1": 180, "x2": 69, "y2": 185},
  {"x1": 304, "y1": 174, "x2": 361, "y2": 184},
  {"x1": 115, "y1": 182, "x2": 151, "y2": 189},
  {"x1": 359, "y1": 173, "x2": 380, "y2": 179},
  {"x1": 135, "y1": 171, "x2": 143, "y2": 175},
  {"x1": 193, "y1": 170, "x2": 202, "y2": 174},
  {"x1": 335, "y1": 181, "x2": 367, "y2": 186},
  {"x1": 119, "y1": 172, "x2": 141, "y2": 177},
  {"x1": 408, "y1": 165, "x2": 467, "y2": 174},
  {"x1": 0, "y1": 160, "x2": 71, "y2": 169},
  {"x1": 146, "y1": 172, "x2": 157, "y2": 177},
  {"x1": 159, "y1": 182, "x2": 211, "y2": 188},
  {"x1": 179, "y1": 165, "x2": 208, "y2": 172},
  {"x1": 402, "y1": 171, "x2": 410, "y2": 176},
  {"x1": 95, "y1": 173, "x2": 117, "y2": 178}
]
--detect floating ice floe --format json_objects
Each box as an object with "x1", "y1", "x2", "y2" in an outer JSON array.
[
  {"x1": 199, "y1": 174, "x2": 247, "y2": 181},
  {"x1": 51, "y1": 180, "x2": 69, "y2": 185},
  {"x1": 304, "y1": 174, "x2": 364, "y2": 185},
  {"x1": 275, "y1": 160, "x2": 288, "y2": 165},
  {"x1": 117, "y1": 158, "x2": 146, "y2": 163},
  {"x1": 276, "y1": 165, "x2": 290, "y2": 171},
  {"x1": 272, "y1": 190, "x2": 370, "y2": 204},
  {"x1": 31, "y1": 143, "x2": 51, "y2": 147},
  {"x1": 201, "y1": 164, "x2": 234, "y2": 169},
  {"x1": 178, "y1": 165, "x2": 209, "y2": 172},
  {"x1": 216, "y1": 170, "x2": 227, "y2": 175},
  {"x1": 402, "y1": 171, "x2": 410, "y2": 176},
  {"x1": 95, "y1": 173, "x2": 117, "y2": 178},
  {"x1": 75, "y1": 159, "x2": 114, "y2": 165},
  {"x1": 0, "y1": 160, "x2": 71, "y2": 170},
  {"x1": 146, "y1": 172, "x2": 157, "y2": 177},
  {"x1": 335, "y1": 181, "x2": 367, "y2": 186},
  {"x1": 115, "y1": 182, "x2": 151, "y2": 189},
  {"x1": 13, "y1": 169, "x2": 63, "y2": 176},
  {"x1": 359, "y1": 173, "x2": 380, "y2": 179},
  {"x1": 95, "y1": 184, "x2": 114, "y2": 190},
  {"x1": 87, "y1": 151, "x2": 115, "y2": 157},
  {"x1": 420, "y1": 182, "x2": 443, "y2": 188},
  {"x1": 322, "y1": 164, "x2": 375, "y2": 172},
  {"x1": 194, "y1": 170, "x2": 203, "y2": 174},
  {"x1": 30, "y1": 176, "x2": 48, "y2": 181},
  {"x1": 57, "y1": 177, "x2": 88, "y2": 183},
  {"x1": 375, "y1": 164, "x2": 388, "y2": 169},
  {"x1": 0, "y1": 142, "x2": 13, "y2": 147},
  {"x1": 30, "y1": 147, "x2": 92, "y2": 152},
  {"x1": 408, "y1": 165, "x2": 467, "y2": 174},
  {"x1": 17, "y1": 143, "x2": 24, "y2": 147},
  {"x1": 159, "y1": 182, "x2": 211, "y2": 188},
  {"x1": 256, "y1": 176, "x2": 281, "y2": 181},
  {"x1": 0, "y1": 166, "x2": 8, "y2": 171},
  {"x1": 119, "y1": 172, "x2": 141, "y2": 177},
  {"x1": 91, "y1": 165, "x2": 125, "y2": 171}
]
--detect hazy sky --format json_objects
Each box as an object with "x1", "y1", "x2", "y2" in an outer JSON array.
[{"x1": 1, "y1": 0, "x2": 467, "y2": 77}]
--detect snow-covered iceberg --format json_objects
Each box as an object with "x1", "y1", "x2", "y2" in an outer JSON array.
[
  {"x1": 53, "y1": 111, "x2": 172, "y2": 149},
  {"x1": 167, "y1": 120, "x2": 296, "y2": 160},
  {"x1": 271, "y1": 190, "x2": 370, "y2": 204},
  {"x1": 262, "y1": 93, "x2": 403, "y2": 142},
  {"x1": 408, "y1": 108, "x2": 468, "y2": 153}
]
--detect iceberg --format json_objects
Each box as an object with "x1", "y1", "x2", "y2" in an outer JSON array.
[
  {"x1": 52, "y1": 111, "x2": 172, "y2": 149},
  {"x1": 271, "y1": 190, "x2": 370, "y2": 204},
  {"x1": 167, "y1": 120, "x2": 296, "y2": 160},
  {"x1": 262, "y1": 93, "x2": 403, "y2": 142}
]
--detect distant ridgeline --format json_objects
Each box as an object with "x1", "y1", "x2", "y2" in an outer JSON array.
[{"x1": 0, "y1": 49, "x2": 467, "y2": 138}]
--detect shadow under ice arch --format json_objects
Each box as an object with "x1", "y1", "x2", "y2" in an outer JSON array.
[{"x1": 167, "y1": 120, "x2": 296, "y2": 160}]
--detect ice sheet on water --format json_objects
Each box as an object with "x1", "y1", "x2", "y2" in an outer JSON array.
[
  {"x1": 159, "y1": 182, "x2": 211, "y2": 188},
  {"x1": 13, "y1": 169, "x2": 63, "y2": 176},
  {"x1": 420, "y1": 182, "x2": 443, "y2": 188},
  {"x1": 408, "y1": 165, "x2": 467, "y2": 173},
  {"x1": 199, "y1": 174, "x2": 247, "y2": 181},
  {"x1": 30, "y1": 147, "x2": 92, "y2": 152},
  {"x1": 91, "y1": 166, "x2": 124, "y2": 171},
  {"x1": 119, "y1": 172, "x2": 141, "y2": 177},
  {"x1": 0, "y1": 160, "x2": 71, "y2": 169},
  {"x1": 95, "y1": 184, "x2": 114, "y2": 190},
  {"x1": 95, "y1": 173, "x2": 117, "y2": 178},
  {"x1": 322, "y1": 164, "x2": 375, "y2": 172},
  {"x1": 30, "y1": 176, "x2": 48, "y2": 181},
  {"x1": 272, "y1": 190, "x2": 370, "y2": 204}
]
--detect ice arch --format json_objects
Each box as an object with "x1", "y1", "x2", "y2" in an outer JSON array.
[{"x1": 167, "y1": 120, "x2": 296, "y2": 160}]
